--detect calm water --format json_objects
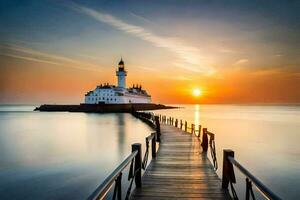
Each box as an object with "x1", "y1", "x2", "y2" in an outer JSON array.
[
  {"x1": 0, "y1": 106, "x2": 153, "y2": 199},
  {"x1": 0, "y1": 105, "x2": 299, "y2": 199}
]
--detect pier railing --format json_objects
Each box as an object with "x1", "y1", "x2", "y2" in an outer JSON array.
[
  {"x1": 88, "y1": 130, "x2": 158, "y2": 200},
  {"x1": 222, "y1": 150, "x2": 282, "y2": 200},
  {"x1": 87, "y1": 143, "x2": 141, "y2": 200},
  {"x1": 158, "y1": 114, "x2": 281, "y2": 200},
  {"x1": 132, "y1": 111, "x2": 161, "y2": 142}
]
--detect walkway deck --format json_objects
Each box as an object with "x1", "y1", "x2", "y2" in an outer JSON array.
[{"x1": 131, "y1": 124, "x2": 230, "y2": 200}]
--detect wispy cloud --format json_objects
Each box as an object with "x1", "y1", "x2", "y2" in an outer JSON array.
[
  {"x1": 129, "y1": 12, "x2": 156, "y2": 26},
  {"x1": 159, "y1": 74, "x2": 193, "y2": 81},
  {"x1": 218, "y1": 48, "x2": 236, "y2": 53},
  {"x1": 1, "y1": 44, "x2": 102, "y2": 71},
  {"x1": 0, "y1": 53, "x2": 61, "y2": 65},
  {"x1": 234, "y1": 59, "x2": 248, "y2": 65},
  {"x1": 71, "y1": 4, "x2": 214, "y2": 74},
  {"x1": 77, "y1": 54, "x2": 102, "y2": 62}
]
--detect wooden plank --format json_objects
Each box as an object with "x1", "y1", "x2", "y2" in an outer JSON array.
[{"x1": 130, "y1": 124, "x2": 231, "y2": 200}]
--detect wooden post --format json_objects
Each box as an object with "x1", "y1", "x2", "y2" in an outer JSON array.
[
  {"x1": 198, "y1": 125, "x2": 201, "y2": 137},
  {"x1": 151, "y1": 132, "x2": 156, "y2": 158},
  {"x1": 175, "y1": 119, "x2": 178, "y2": 127},
  {"x1": 184, "y1": 121, "x2": 187, "y2": 132},
  {"x1": 155, "y1": 116, "x2": 161, "y2": 142},
  {"x1": 132, "y1": 143, "x2": 142, "y2": 188},
  {"x1": 191, "y1": 124, "x2": 194, "y2": 134},
  {"x1": 117, "y1": 174, "x2": 122, "y2": 200},
  {"x1": 222, "y1": 150, "x2": 235, "y2": 189},
  {"x1": 201, "y1": 128, "x2": 208, "y2": 152},
  {"x1": 180, "y1": 120, "x2": 183, "y2": 129}
]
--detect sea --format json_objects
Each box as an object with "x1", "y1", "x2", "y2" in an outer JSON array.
[{"x1": 0, "y1": 104, "x2": 299, "y2": 199}]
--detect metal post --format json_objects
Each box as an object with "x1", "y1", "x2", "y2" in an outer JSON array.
[{"x1": 132, "y1": 143, "x2": 142, "y2": 188}]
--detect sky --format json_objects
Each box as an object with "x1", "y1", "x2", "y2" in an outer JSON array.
[{"x1": 0, "y1": 0, "x2": 300, "y2": 104}]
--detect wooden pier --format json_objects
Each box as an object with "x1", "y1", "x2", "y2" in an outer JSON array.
[
  {"x1": 88, "y1": 112, "x2": 282, "y2": 200},
  {"x1": 130, "y1": 124, "x2": 230, "y2": 199}
]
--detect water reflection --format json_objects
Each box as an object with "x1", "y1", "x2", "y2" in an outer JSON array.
[
  {"x1": 194, "y1": 104, "x2": 200, "y2": 132},
  {"x1": 117, "y1": 114, "x2": 126, "y2": 158}
]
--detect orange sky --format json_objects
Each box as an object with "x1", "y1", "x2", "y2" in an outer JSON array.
[
  {"x1": 0, "y1": 1, "x2": 300, "y2": 104},
  {"x1": 1, "y1": 55, "x2": 300, "y2": 104}
]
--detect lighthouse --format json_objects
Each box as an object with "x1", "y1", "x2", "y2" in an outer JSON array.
[
  {"x1": 84, "y1": 58, "x2": 151, "y2": 104},
  {"x1": 116, "y1": 58, "x2": 127, "y2": 88}
]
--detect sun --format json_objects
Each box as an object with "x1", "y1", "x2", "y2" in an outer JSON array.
[{"x1": 192, "y1": 88, "x2": 202, "y2": 97}]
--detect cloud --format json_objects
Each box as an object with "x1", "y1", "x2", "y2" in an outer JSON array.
[
  {"x1": 77, "y1": 54, "x2": 102, "y2": 61},
  {"x1": 71, "y1": 4, "x2": 213, "y2": 74},
  {"x1": 218, "y1": 48, "x2": 236, "y2": 53},
  {"x1": 0, "y1": 53, "x2": 61, "y2": 65},
  {"x1": 159, "y1": 74, "x2": 193, "y2": 81},
  {"x1": 1, "y1": 44, "x2": 102, "y2": 71},
  {"x1": 274, "y1": 54, "x2": 282, "y2": 57},
  {"x1": 234, "y1": 59, "x2": 248, "y2": 65},
  {"x1": 129, "y1": 12, "x2": 156, "y2": 26}
]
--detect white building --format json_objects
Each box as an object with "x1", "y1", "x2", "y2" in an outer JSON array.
[{"x1": 84, "y1": 59, "x2": 151, "y2": 104}]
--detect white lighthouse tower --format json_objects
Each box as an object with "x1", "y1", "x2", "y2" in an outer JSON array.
[{"x1": 116, "y1": 58, "x2": 127, "y2": 88}]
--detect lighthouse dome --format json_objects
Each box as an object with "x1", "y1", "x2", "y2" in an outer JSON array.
[{"x1": 118, "y1": 58, "x2": 124, "y2": 66}]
